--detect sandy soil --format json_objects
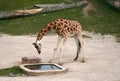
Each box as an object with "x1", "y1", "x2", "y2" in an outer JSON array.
[{"x1": 0, "y1": 32, "x2": 120, "y2": 81}]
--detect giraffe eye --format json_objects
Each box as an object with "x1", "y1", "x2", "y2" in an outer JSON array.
[
  {"x1": 35, "y1": 45, "x2": 38, "y2": 48},
  {"x1": 39, "y1": 43, "x2": 41, "y2": 46}
]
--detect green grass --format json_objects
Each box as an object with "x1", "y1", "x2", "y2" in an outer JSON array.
[
  {"x1": 0, "y1": 0, "x2": 120, "y2": 41},
  {"x1": 84, "y1": 0, "x2": 120, "y2": 41},
  {"x1": 0, "y1": 66, "x2": 26, "y2": 76}
]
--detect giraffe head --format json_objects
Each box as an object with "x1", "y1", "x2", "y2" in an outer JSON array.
[{"x1": 32, "y1": 41, "x2": 42, "y2": 54}]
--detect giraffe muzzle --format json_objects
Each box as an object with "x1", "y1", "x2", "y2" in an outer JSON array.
[{"x1": 38, "y1": 50, "x2": 41, "y2": 54}]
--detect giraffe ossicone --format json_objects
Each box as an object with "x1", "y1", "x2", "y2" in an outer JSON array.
[{"x1": 33, "y1": 18, "x2": 86, "y2": 63}]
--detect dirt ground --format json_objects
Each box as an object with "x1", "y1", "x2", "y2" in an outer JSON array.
[{"x1": 0, "y1": 32, "x2": 120, "y2": 81}]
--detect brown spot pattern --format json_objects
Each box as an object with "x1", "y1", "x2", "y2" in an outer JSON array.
[{"x1": 36, "y1": 18, "x2": 82, "y2": 40}]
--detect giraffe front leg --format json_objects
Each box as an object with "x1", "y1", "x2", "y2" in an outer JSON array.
[
  {"x1": 58, "y1": 37, "x2": 67, "y2": 65},
  {"x1": 48, "y1": 51, "x2": 56, "y2": 63},
  {"x1": 48, "y1": 36, "x2": 62, "y2": 63},
  {"x1": 58, "y1": 46, "x2": 64, "y2": 65},
  {"x1": 49, "y1": 48, "x2": 57, "y2": 62},
  {"x1": 48, "y1": 47, "x2": 58, "y2": 63}
]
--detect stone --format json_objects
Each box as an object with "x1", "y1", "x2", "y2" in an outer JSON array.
[{"x1": 22, "y1": 56, "x2": 41, "y2": 64}]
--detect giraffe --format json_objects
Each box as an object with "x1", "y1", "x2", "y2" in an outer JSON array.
[{"x1": 33, "y1": 18, "x2": 85, "y2": 64}]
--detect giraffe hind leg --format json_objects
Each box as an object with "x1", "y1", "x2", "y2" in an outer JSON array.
[
  {"x1": 74, "y1": 41, "x2": 81, "y2": 60},
  {"x1": 73, "y1": 36, "x2": 81, "y2": 61},
  {"x1": 78, "y1": 35, "x2": 86, "y2": 63}
]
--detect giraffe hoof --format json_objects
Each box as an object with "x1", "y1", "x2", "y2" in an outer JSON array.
[
  {"x1": 73, "y1": 58, "x2": 77, "y2": 61},
  {"x1": 73, "y1": 57, "x2": 78, "y2": 61},
  {"x1": 81, "y1": 58, "x2": 86, "y2": 63},
  {"x1": 81, "y1": 60, "x2": 85, "y2": 63},
  {"x1": 48, "y1": 59, "x2": 52, "y2": 63},
  {"x1": 58, "y1": 62, "x2": 63, "y2": 65},
  {"x1": 53, "y1": 48, "x2": 57, "y2": 51},
  {"x1": 58, "y1": 59, "x2": 63, "y2": 65}
]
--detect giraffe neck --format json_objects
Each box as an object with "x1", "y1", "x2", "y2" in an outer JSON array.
[{"x1": 36, "y1": 22, "x2": 56, "y2": 41}]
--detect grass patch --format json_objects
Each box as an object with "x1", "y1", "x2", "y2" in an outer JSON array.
[
  {"x1": 0, "y1": 0, "x2": 120, "y2": 41},
  {"x1": 0, "y1": 6, "x2": 84, "y2": 35},
  {"x1": 0, "y1": 66, "x2": 27, "y2": 76},
  {"x1": 82, "y1": 0, "x2": 120, "y2": 41}
]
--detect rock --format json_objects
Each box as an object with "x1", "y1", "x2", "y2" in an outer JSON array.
[{"x1": 22, "y1": 56, "x2": 41, "y2": 64}]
